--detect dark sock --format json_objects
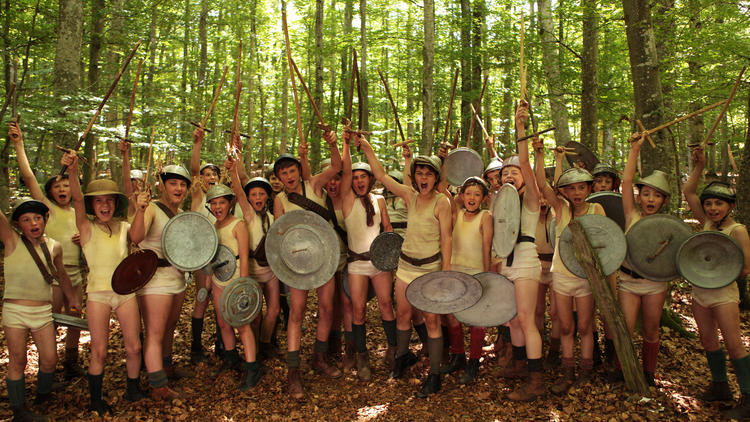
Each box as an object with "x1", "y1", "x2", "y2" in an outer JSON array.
[
  {"x1": 314, "y1": 340, "x2": 328, "y2": 354},
  {"x1": 6, "y1": 377, "x2": 25, "y2": 408},
  {"x1": 191, "y1": 317, "x2": 204, "y2": 350},
  {"x1": 147, "y1": 370, "x2": 168, "y2": 388},
  {"x1": 469, "y1": 327, "x2": 485, "y2": 360},
  {"x1": 126, "y1": 377, "x2": 141, "y2": 396},
  {"x1": 246, "y1": 361, "x2": 259, "y2": 371},
  {"x1": 641, "y1": 341, "x2": 659, "y2": 374},
  {"x1": 286, "y1": 350, "x2": 301, "y2": 369},
  {"x1": 528, "y1": 358, "x2": 543, "y2": 373},
  {"x1": 162, "y1": 355, "x2": 173, "y2": 368},
  {"x1": 64, "y1": 347, "x2": 78, "y2": 363},
  {"x1": 550, "y1": 337, "x2": 561, "y2": 352},
  {"x1": 397, "y1": 329, "x2": 412, "y2": 358},
  {"x1": 499, "y1": 325, "x2": 511, "y2": 343},
  {"x1": 441, "y1": 325, "x2": 450, "y2": 342},
  {"x1": 512, "y1": 345, "x2": 527, "y2": 361},
  {"x1": 731, "y1": 355, "x2": 750, "y2": 394},
  {"x1": 427, "y1": 337, "x2": 443, "y2": 375},
  {"x1": 448, "y1": 324, "x2": 465, "y2": 355},
  {"x1": 706, "y1": 349, "x2": 728, "y2": 382},
  {"x1": 381, "y1": 319, "x2": 397, "y2": 347},
  {"x1": 329, "y1": 329, "x2": 342, "y2": 343},
  {"x1": 37, "y1": 370, "x2": 55, "y2": 395},
  {"x1": 352, "y1": 324, "x2": 367, "y2": 353},
  {"x1": 87, "y1": 373, "x2": 103, "y2": 402},
  {"x1": 343, "y1": 330, "x2": 353, "y2": 343},
  {"x1": 414, "y1": 323, "x2": 428, "y2": 345}
]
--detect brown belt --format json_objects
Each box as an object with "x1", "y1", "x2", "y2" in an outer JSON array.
[
  {"x1": 400, "y1": 251, "x2": 441, "y2": 267},
  {"x1": 391, "y1": 222, "x2": 407, "y2": 229},
  {"x1": 347, "y1": 249, "x2": 371, "y2": 263},
  {"x1": 538, "y1": 253, "x2": 554, "y2": 262},
  {"x1": 157, "y1": 258, "x2": 171, "y2": 268}
]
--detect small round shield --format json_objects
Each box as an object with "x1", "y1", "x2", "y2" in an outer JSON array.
[
  {"x1": 370, "y1": 232, "x2": 404, "y2": 271},
  {"x1": 203, "y1": 244, "x2": 237, "y2": 282},
  {"x1": 265, "y1": 210, "x2": 340, "y2": 290},
  {"x1": 564, "y1": 141, "x2": 599, "y2": 171},
  {"x1": 491, "y1": 183, "x2": 521, "y2": 258},
  {"x1": 162, "y1": 211, "x2": 218, "y2": 272},
  {"x1": 559, "y1": 214, "x2": 627, "y2": 278},
  {"x1": 445, "y1": 147, "x2": 484, "y2": 186},
  {"x1": 625, "y1": 214, "x2": 693, "y2": 282},
  {"x1": 406, "y1": 271, "x2": 482, "y2": 314},
  {"x1": 547, "y1": 216, "x2": 557, "y2": 252},
  {"x1": 341, "y1": 267, "x2": 376, "y2": 302},
  {"x1": 219, "y1": 277, "x2": 263, "y2": 327},
  {"x1": 52, "y1": 313, "x2": 89, "y2": 331},
  {"x1": 586, "y1": 191, "x2": 626, "y2": 231},
  {"x1": 453, "y1": 272, "x2": 517, "y2": 327},
  {"x1": 111, "y1": 250, "x2": 159, "y2": 295},
  {"x1": 677, "y1": 232, "x2": 744, "y2": 289}
]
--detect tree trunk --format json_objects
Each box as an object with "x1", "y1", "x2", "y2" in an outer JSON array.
[
  {"x1": 580, "y1": 0, "x2": 598, "y2": 153},
  {"x1": 406, "y1": 11, "x2": 415, "y2": 140},
  {"x1": 105, "y1": 0, "x2": 124, "y2": 185},
  {"x1": 198, "y1": 0, "x2": 208, "y2": 100},
  {"x1": 421, "y1": 0, "x2": 435, "y2": 154},
  {"x1": 246, "y1": 0, "x2": 257, "y2": 168},
  {"x1": 537, "y1": 0, "x2": 571, "y2": 146},
  {"x1": 359, "y1": 0, "x2": 369, "y2": 132},
  {"x1": 52, "y1": 0, "x2": 83, "y2": 149},
  {"x1": 181, "y1": 0, "x2": 191, "y2": 141},
  {"x1": 280, "y1": 0, "x2": 289, "y2": 153},
  {"x1": 621, "y1": 0, "x2": 677, "y2": 206},
  {"x1": 341, "y1": 0, "x2": 353, "y2": 125},
  {"x1": 470, "y1": 0, "x2": 484, "y2": 151},
  {"x1": 736, "y1": 86, "x2": 750, "y2": 226},
  {"x1": 83, "y1": 0, "x2": 105, "y2": 185},
  {"x1": 311, "y1": 0, "x2": 324, "y2": 169},
  {"x1": 459, "y1": 0, "x2": 471, "y2": 148}
]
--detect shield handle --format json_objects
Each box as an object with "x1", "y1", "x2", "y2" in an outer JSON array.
[{"x1": 647, "y1": 236, "x2": 672, "y2": 263}]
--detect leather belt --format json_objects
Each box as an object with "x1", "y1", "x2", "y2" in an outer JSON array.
[
  {"x1": 619, "y1": 265, "x2": 644, "y2": 280},
  {"x1": 538, "y1": 253, "x2": 554, "y2": 262},
  {"x1": 157, "y1": 258, "x2": 171, "y2": 268},
  {"x1": 507, "y1": 235, "x2": 536, "y2": 267},
  {"x1": 391, "y1": 222, "x2": 407, "y2": 229},
  {"x1": 347, "y1": 249, "x2": 371, "y2": 263},
  {"x1": 399, "y1": 251, "x2": 441, "y2": 267}
]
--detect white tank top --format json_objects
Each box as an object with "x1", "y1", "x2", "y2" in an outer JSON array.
[{"x1": 344, "y1": 194, "x2": 382, "y2": 254}]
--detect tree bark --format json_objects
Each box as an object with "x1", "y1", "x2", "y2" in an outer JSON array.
[
  {"x1": 105, "y1": 0, "x2": 124, "y2": 185},
  {"x1": 359, "y1": 0, "x2": 370, "y2": 132},
  {"x1": 421, "y1": 0, "x2": 435, "y2": 154},
  {"x1": 459, "y1": 0, "x2": 471, "y2": 148},
  {"x1": 470, "y1": 0, "x2": 484, "y2": 151},
  {"x1": 280, "y1": 0, "x2": 289, "y2": 153},
  {"x1": 580, "y1": 0, "x2": 598, "y2": 153},
  {"x1": 311, "y1": 0, "x2": 324, "y2": 168},
  {"x1": 537, "y1": 0, "x2": 571, "y2": 146},
  {"x1": 83, "y1": 0, "x2": 105, "y2": 185},
  {"x1": 52, "y1": 0, "x2": 83, "y2": 149},
  {"x1": 198, "y1": 0, "x2": 208, "y2": 101},
  {"x1": 736, "y1": 86, "x2": 750, "y2": 226},
  {"x1": 246, "y1": 0, "x2": 257, "y2": 168}
]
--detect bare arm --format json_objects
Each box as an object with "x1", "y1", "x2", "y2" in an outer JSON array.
[
  {"x1": 515, "y1": 102, "x2": 540, "y2": 212},
  {"x1": 480, "y1": 211, "x2": 494, "y2": 272},
  {"x1": 235, "y1": 220, "x2": 250, "y2": 278},
  {"x1": 436, "y1": 195, "x2": 453, "y2": 271},
  {"x1": 236, "y1": 157, "x2": 251, "y2": 187},
  {"x1": 273, "y1": 195, "x2": 285, "y2": 219},
  {"x1": 622, "y1": 133, "x2": 645, "y2": 226},
  {"x1": 53, "y1": 243, "x2": 81, "y2": 313},
  {"x1": 299, "y1": 142, "x2": 312, "y2": 181},
  {"x1": 684, "y1": 147, "x2": 706, "y2": 224},
  {"x1": 128, "y1": 194, "x2": 153, "y2": 244},
  {"x1": 340, "y1": 130, "x2": 353, "y2": 200},
  {"x1": 310, "y1": 130, "x2": 342, "y2": 194},
  {"x1": 356, "y1": 136, "x2": 412, "y2": 203},
  {"x1": 0, "y1": 210, "x2": 17, "y2": 255},
  {"x1": 119, "y1": 140, "x2": 134, "y2": 200},
  {"x1": 190, "y1": 127, "x2": 205, "y2": 177},
  {"x1": 377, "y1": 196, "x2": 392, "y2": 232},
  {"x1": 533, "y1": 138, "x2": 563, "y2": 217},
  {"x1": 9, "y1": 123, "x2": 45, "y2": 202},
  {"x1": 227, "y1": 157, "x2": 254, "y2": 221},
  {"x1": 62, "y1": 152, "x2": 91, "y2": 245}
]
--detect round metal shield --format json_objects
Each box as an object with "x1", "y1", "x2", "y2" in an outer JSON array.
[
  {"x1": 342, "y1": 267, "x2": 376, "y2": 302},
  {"x1": 586, "y1": 191, "x2": 626, "y2": 231},
  {"x1": 547, "y1": 216, "x2": 557, "y2": 252},
  {"x1": 559, "y1": 214, "x2": 627, "y2": 278},
  {"x1": 677, "y1": 232, "x2": 743, "y2": 289},
  {"x1": 219, "y1": 277, "x2": 263, "y2": 327},
  {"x1": 204, "y1": 244, "x2": 237, "y2": 282},
  {"x1": 406, "y1": 271, "x2": 482, "y2": 314},
  {"x1": 162, "y1": 211, "x2": 218, "y2": 272},
  {"x1": 196, "y1": 287, "x2": 209, "y2": 302},
  {"x1": 265, "y1": 210, "x2": 340, "y2": 290},
  {"x1": 453, "y1": 272, "x2": 517, "y2": 327},
  {"x1": 491, "y1": 183, "x2": 521, "y2": 258},
  {"x1": 625, "y1": 214, "x2": 693, "y2": 282},
  {"x1": 564, "y1": 141, "x2": 599, "y2": 171},
  {"x1": 445, "y1": 147, "x2": 484, "y2": 186},
  {"x1": 111, "y1": 250, "x2": 159, "y2": 295},
  {"x1": 52, "y1": 313, "x2": 89, "y2": 331},
  {"x1": 369, "y1": 232, "x2": 404, "y2": 272}
]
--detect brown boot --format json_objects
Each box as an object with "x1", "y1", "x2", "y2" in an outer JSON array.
[
  {"x1": 327, "y1": 334, "x2": 342, "y2": 362},
  {"x1": 550, "y1": 358, "x2": 576, "y2": 395},
  {"x1": 384, "y1": 345, "x2": 397, "y2": 368},
  {"x1": 342, "y1": 341, "x2": 356, "y2": 371},
  {"x1": 496, "y1": 342, "x2": 514, "y2": 368},
  {"x1": 286, "y1": 368, "x2": 304, "y2": 400},
  {"x1": 579, "y1": 358, "x2": 594, "y2": 383},
  {"x1": 150, "y1": 385, "x2": 179, "y2": 401},
  {"x1": 356, "y1": 352, "x2": 372, "y2": 382},
  {"x1": 312, "y1": 351, "x2": 342, "y2": 378},
  {"x1": 498, "y1": 359, "x2": 528, "y2": 379},
  {"x1": 507, "y1": 371, "x2": 545, "y2": 401}
]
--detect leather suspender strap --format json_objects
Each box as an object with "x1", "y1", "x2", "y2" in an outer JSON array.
[
  {"x1": 250, "y1": 235, "x2": 269, "y2": 267},
  {"x1": 506, "y1": 235, "x2": 536, "y2": 267},
  {"x1": 20, "y1": 236, "x2": 57, "y2": 284},
  {"x1": 153, "y1": 201, "x2": 176, "y2": 219},
  {"x1": 347, "y1": 249, "x2": 371, "y2": 263},
  {"x1": 391, "y1": 222, "x2": 407, "y2": 229},
  {"x1": 287, "y1": 192, "x2": 332, "y2": 221},
  {"x1": 325, "y1": 195, "x2": 348, "y2": 244}
]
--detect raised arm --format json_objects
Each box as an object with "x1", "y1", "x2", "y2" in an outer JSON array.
[
  {"x1": 356, "y1": 136, "x2": 412, "y2": 203},
  {"x1": 128, "y1": 192, "x2": 153, "y2": 244},
  {"x1": 339, "y1": 130, "x2": 353, "y2": 198},
  {"x1": 377, "y1": 196, "x2": 392, "y2": 232},
  {"x1": 402, "y1": 145, "x2": 413, "y2": 188},
  {"x1": 227, "y1": 157, "x2": 254, "y2": 221},
  {"x1": 119, "y1": 140, "x2": 134, "y2": 199},
  {"x1": 0, "y1": 208, "x2": 17, "y2": 254},
  {"x1": 684, "y1": 147, "x2": 706, "y2": 224},
  {"x1": 310, "y1": 130, "x2": 343, "y2": 194},
  {"x1": 190, "y1": 127, "x2": 205, "y2": 177},
  {"x1": 299, "y1": 142, "x2": 312, "y2": 181},
  {"x1": 62, "y1": 152, "x2": 91, "y2": 244},
  {"x1": 436, "y1": 195, "x2": 453, "y2": 271},
  {"x1": 515, "y1": 102, "x2": 540, "y2": 212},
  {"x1": 622, "y1": 133, "x2": 645, "y2": 226},
  {"x1": 9, "y1": 122, "x2": 45, "y2": 202},
  {"x1": 533, "y1": 138, "x2": 563, "y2": 217}
]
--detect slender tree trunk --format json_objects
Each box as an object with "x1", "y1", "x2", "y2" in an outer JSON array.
[
  {"x1": 311, "y1": 0, "x2": 324, "y2": 168},
  {"x1": 359, "y1": 0, "x2": 369, "y2": 132},
  {"x1": 105, "y1": 0, "x2": 124, "y2": 185},
  {"x1": 280, "y1": 0, "x2": 289, "y2": 153},
  {"x1": 341, "y1": 0, "x2": 353, "y2": 125},
  {"x1": 83, "y1": 0, "x2": 105, "y2": 185},
  {"x1": 144, "y1": 5, "x2": 157, "y2": 130},
  {"x1": 53, "y1": 0, "x2": 83, "y2": 149},
  {"x1": 736, "y1": 87, "x2": 750, "y2": 225},
  {"x1": 198, "y1": 0, "x2": 208, "y2": 100},
  {"x1": 459, "y1": 0, "x2": 471, "y2": 147},
  {"x1": 421, "y1": 0, "x2": 435, "y2": 154},
  {"x1": 470, "y1": 0, "x2": 484, "y2": 151},
  {"x1": 181, "y1": 0, "x2": 190, "y2": 141},
  {"x1": 580, "y1": 0, "x2": 598, "y2": 153},
  {"x1": 246, "y1": 0, "x2": 257, "y2": 168},
  {"x1": 537, "y1": 0, "x2": 572, "y2": 146},
  {"x1": 406, "y1": 11, "x2": 415, "y2": 139}
]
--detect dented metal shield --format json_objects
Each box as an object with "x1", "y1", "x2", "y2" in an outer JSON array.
[
  {"x1": 625, "y1": 214, "x2": 692, "y2": 282},
  {"x1": 453, "y1": 272, "x2": 517, "y2": 327},
  {"x1": 161, "y1": 211, "x2": 218, "y2": 272},
  {"x1": 219, "y1": 277, "x2": 263, "y2": 327},
  {"x1": 406, "y1": 271, "x2": 482, "y2": 314},
  {"x1": 559, "y1": 214, "x2": 626, "y2": 278},
  {"x1": 491, "y1": 183, "x2": 521, "y2": 258},
  {"x1": 677, "y1": 232, "x2": 743, "y2": 289}
]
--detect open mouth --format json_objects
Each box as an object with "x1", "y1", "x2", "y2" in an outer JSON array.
[
  {"x1": 30, "y1": 227, "x2": 41, "y2": 235},
  {"x1": 253, "y1": 201, "x2": 265, "y2": 211},
  {"x1": 420, "y1": 183, "x2": 429, "y2": 190}
]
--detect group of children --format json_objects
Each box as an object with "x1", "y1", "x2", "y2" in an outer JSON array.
[{"x1": 2, "y1": 98, "x2": 750, "y2": 420}]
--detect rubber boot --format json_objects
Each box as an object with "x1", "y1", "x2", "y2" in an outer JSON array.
[
  {"x1": 441, "y1": 353, "x2": 466, "y2": 375},
  {"x1": 342, "y1": 341, "x2": 356, "y2": 371},
  {"x1": 8, "y1": 377, "x2": 47, "y2": 421},
  {"x1": 355, "y1": 352, "x2": 372, "y2": 382},
  {"x1": 507, "y1": 371, "x2": 545, "y2": 402},
  {"x1": 63, "y1": 348, "x2": 84, "y2": 380},
  {"x1": 87, "y1": 373, "x2": 111, "y2": 416},
  {"x1": 415, "y1": 373, "x2": 441, "y2": 398},
  {"x1": 312, "y1": 351, "x2": 342, "y2": 378},
  {"x1": 239, "y1": 361, "x2": 263, "y2": 391},
  {"x1": 125, "y1": 377, "x2": 145, "y2": 402},
  {"x1": 550, "y1": 358, "x2": 576, "y2": 395},
  {"x1": 389, "y1": 351, "x2": 418, "y2": 379},
  {"x1": 459, "y1": 358, "x2": 480, "y2": 384},
  {"x1": 725, "y1": 393, "x2": 750, "y2": 420},
  {"x1": 286, "y1": 368, "x2": 304, "y2": 400}
]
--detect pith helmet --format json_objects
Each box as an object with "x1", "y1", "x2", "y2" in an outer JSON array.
[
  {"x1": 461, "y1": 176, "x2": 489, "y2": 196},
  {"x1": 635, "y1": 170, "x2": 670, "y2": 197},
  {"x1": 11, "y1": 197, "x2": 49, "y2": 221},
  {"x1": 205, "y1": 184, "x2": 235, "y2": 202},
  {"x1": 388, "y1": 170, "x2": 404, "y2": 183},
  {"x1": 273, "y1": 154, "x2": 301, "y2": 176},
  {"x1": 501, "y1": 155, "x2": 521, "y2": 172},
  {"x1": 557, "y1": 167, "x2": 594, "y2": 188},
  {"x1": 84, "y1": 179, "x2": 128, "y2": 217},
  {"x1": 200, "y1": 163, "x2": 220, "y2": 175},
  {"x1": 592, "y1": 163, "x2": 619, "y2": 179},
  {"x1": 160, "y1": 165, "x2": 192, "y2": 187},
  {"x1": 130, "y1": 169, "x2": 144, "y2": 181},
  {"x1": 352, "y1": 162, "x2": 373, "y2": 176},
  {"x1": 484, "y1": 158, "x2": 503, "y2": 177},
  {"x1": 410, "y1": 155, "x2": 441, "y2": 181},
  {"x1": 700, "y1": 181, "x2": 736, "y2": 204}
]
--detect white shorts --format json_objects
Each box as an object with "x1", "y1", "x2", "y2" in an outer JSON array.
[
  {"x1": 87, "y1": 291, "x2": 136, "y2": 311},
  {"x1": 552, "y1": 272, "x2": 592, "y2": 298},
  {"x1": 2, "y1": 302, "x2": 53, "y2": 331}
]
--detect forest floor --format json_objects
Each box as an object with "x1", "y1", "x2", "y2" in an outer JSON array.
[{"x1": 0, "y1": 280, "x2": 747, "y2": 421}]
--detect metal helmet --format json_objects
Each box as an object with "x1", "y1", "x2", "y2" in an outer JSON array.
[
  {"x1": 700, "y1": 181, "x2": 736, "y2": 204},
  {"x1": 205, "y1": 183, "x2": 235, "y2": 202},
  {"x1": 200, "y1": 163, "x2": 220, "y2": 175},
  {"x1": 244, "y1": 177, "x2": 273, "y2": 197},
  {"x1": 460, "y1": 176, "x2": 489, "y2": 197},
  {"x1": 84, "y1": 179, "x2": 129, "y2": 217},
  {"x1": 388, "y1": 170, "x2": 404, "y2": 184},
  {"x1": 11, "y1": 197, "x2": 49, "y2": 221},
  {"x1": 130, "y1": 169, "x2": 145, "y2": 181},
  {"x1": 352, "y1": 161, "x2": 373, "y2": 176},
  {"x1": 557, "y1": 167, "x2": 594, "y2": 188},
  {"x1": 484, "y1": 158, "x2": 503, "y2": 177},
  {"x1": 160, "y1": 165, "x2": 192, "y2": 187},
  {"x1": 273, "y1": 153, "x2": 301, "y2": 176},
  {"x1": 635, "y1": 170, "x2": 670, "y2": 198},
  {"x1": 410, "y1": 155, "x2": 442, "y2": 189},
  {"x1": 319, "y1": 158, "x2": 332, "y2": 170},
  {"x1": 500, "y1": 155, "x2": 521, "y2": 173},
  {"x1": 592, "y1": 163, "x2": 619, "y2": 179}
]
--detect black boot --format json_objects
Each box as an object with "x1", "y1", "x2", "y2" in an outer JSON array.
[
  {"x1": 214, "y1": 331, "x2": 226, "y2": 359},
  {"x1": 416, "y1": 373, "x2": 441, "y2": 398},
  {"x1": 738, "y1": 278, "x2": 750, "y2": 311},
  {"x1": 441, "y1": 353, "x2": 466, "y2": 374},
  {"x1": 125, "y1": 377, "x2": 145, "y2": 402},
  {"x1": 389, "y1": 351, "x2": 418, "y2": 379},
  {"x1": 239, "y1": 361, "x2": 263, "y2": 391},
  {"x1": 63, "y1": 348, "x2": 84, "y2": 380},
  {"x1": 87, "y1": 373, "x2": 111, "y2": 416},
  {"x1": 592, "y1": 331, "x2": 602, "y2": 368},
  {"x1": 220, "y1": 349, "x2": 242, "y2": 373},
  {"x1": 190, "y1": 317, "x2": 206, "y2": 363},
  {"x1": 725, "y1": 393, "x2": 750, "y2": 420},
  {"x1": 11, "y1": 406, "x2": 48, "y2": 422},
  {"x1": 459, "y1": 358, "x2": 480, "y2": 384}
]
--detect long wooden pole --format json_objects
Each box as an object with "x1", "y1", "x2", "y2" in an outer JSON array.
[
  {"x1": 290, "y1": 57, "x2": 328, "y2": 130},
  {"x1": 442, "y1": 68, "x2": 460, "y2": 145},
  {"x1": 519, "y1": 13, "x2": 527, "y2": 101},
  {"x1": 345, "y1": 49, "x2": 358, "y2": 125},
  {"x1": 701, "y1": 66, "x2": 746, "y2": 148},
  {"x1": 377, "y1": 68, "x2": 405, "y2": 144},
  {"x1": 144, "y1": 127, "x2": 155, "y2": 188},
  {"x1": 466, "y1": 75, "x2": 488, "y2": 147},
  {"x1": 644, "y1": 99, "x2": 727, "y2": 136},
  {"x1": 201, "y1": 65, "x2": 229, "y2": 128},
  {"x1": 124, "y1": 59, "x2": 143, "y2": 141},
  {"x1": 469, "y1": 103, "x2": 489, "y2": 139},
  {"x1": 230, "y1": 42, "x2": 243, "y2": 149},
  {"x1": 282, "y1": 11, "x2": 306, "y2": 147}
]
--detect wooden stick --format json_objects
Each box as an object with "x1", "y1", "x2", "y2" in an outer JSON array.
[
  {"x1": 290, "y1": 57, "x2": 328, "y2": 131},
  {"x1": 635, "y1": 119, "x2": 656, "y2": 148},
  {"x1": 377, "y1": 68, "x2": 405, "y2": 144},
  {"x1": 702, "y1": 66, "x2": 746, "y2": 149},
  {"x1": 466, "y1": 75, "x2": 488, "y2": 147},
  {"x1": 644, "y1": 99, "x2": 727, "y2": 136},
  {"x1": 442, "y1": 68, "x2": 460, "y2": 145},
  {"x1": 520, "y1": 13, "x2": 527, "y2": 101},
  {"x1": 124, "y1": 59, "x2": 143, "y2": 141},
  {"x1": 223, "y1": 129, "x2": 251, "y2": 139},
  {"x1": 343, "y1": 128, "x2": 371, "y2": 135},
  {"x1": 393, "y1": 139, "x2": 416, "y2": 148},
  {"x1": 282, "y1": 11, "x2": 305, "y2": 147},
  {"x1": 201, "y1": 65, "x2": 229, "y2": 128},
  {"x1": 144, "y1": 127, "x2": 155, "y2": 187},
  {"x1": 354, "y1": 58, "x2": 363, "y2": 130},
  {"x1": 230, "y1": 41, "x2": 243, "y2": 148},
  {"x1": 728, "y1": 142, "x2": 739, "y2": 172},
  {"x1": 346, "y1": 49, "x2": 358, "y2": 124},
  {"x1": 190, "y1": 121, "x2": 212, "y2": 133},
  {"x1": 469, "y1": 103, "x2": 489, "y2": 140},
  {"x1": 516, "y1": 126, "x2": 556, "y2": 142},
  {"x1": 452, "y1": 128, "x2": 461, "y2": 149}
]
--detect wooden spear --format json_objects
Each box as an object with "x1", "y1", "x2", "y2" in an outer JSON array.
[
  {"x1": 282, "y1": 11, "x2": 306, "y2": 147},
  {"x1": 230, "y1": 42, "x2": 243, "y2": 150},
  {"x1": 200, "y1": 65, "x2": 229, "y2": 129},
  {"x1": 520, "y1": 13, "x2": 527, "y2": 101},
  {"x1": 516, "y1": 126, "x2": 556, "y2": 143},
  {"x1": 469, "y1": 103, "x2": 490, "y2": 139},
  {"x1": 393, "y1": 139, "x2": 416, "y2": 149},
  {"x1": 442, "y1": 68, "x2": 460, "y2": 145},
  {"x1": 290, "y1": 57, "x2": 329, "y2": 131},
  {"x1": 466, "y1": 75, "x2": 488, "y2": 147},
  {"x1": 638, "y1": 99, "x2": 727, "y2": 138},
  {"x1": 701, "y1": 66, "x2": 746, "y2": 149},
  {"x1": 123, "y1": 59, "x2": 143, "y2": 142},
  {"x1": 378, "y1": 68, "x2": 405, "y2": 144},
  {"x1": 144, "y1": 127, "x2": 155, "y2": 189}
]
